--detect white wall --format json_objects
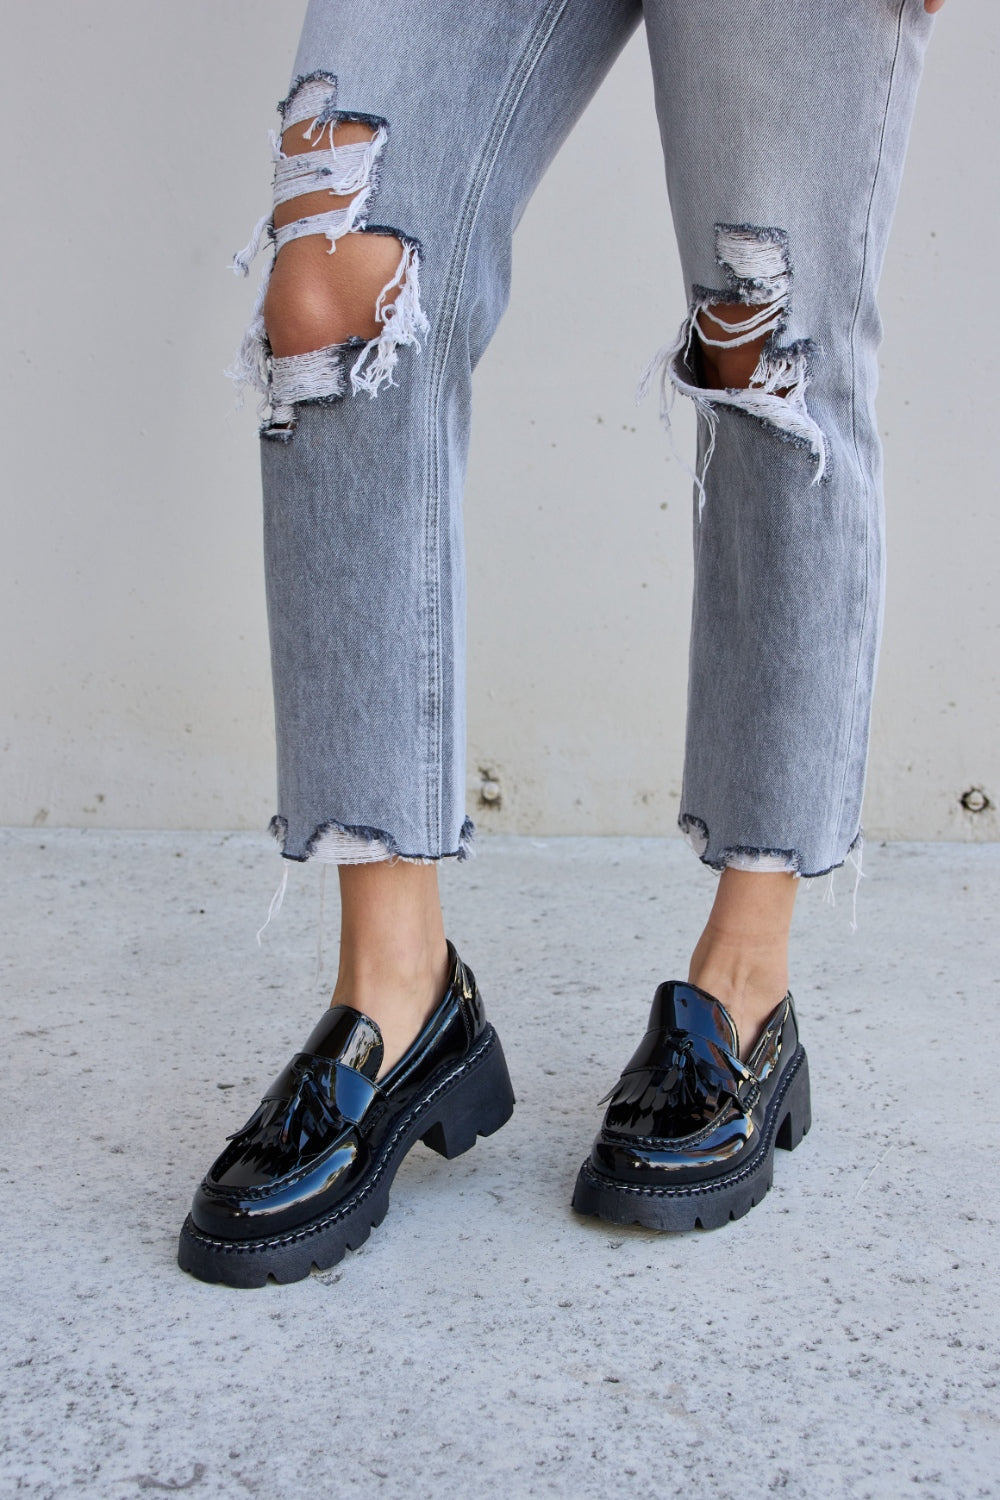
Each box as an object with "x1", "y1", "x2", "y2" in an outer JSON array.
[{"x1": 3, "y1": 2, "x2": 997, "y2": 843}]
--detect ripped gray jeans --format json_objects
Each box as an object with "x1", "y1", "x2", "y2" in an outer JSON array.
[{"x1": 230, "y1": 0, "x2": 933, "y2": 876}]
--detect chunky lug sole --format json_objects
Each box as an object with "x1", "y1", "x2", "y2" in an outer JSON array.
[
  {"x1": 571, "y1": 1046, "x2": 811, "y2": 1232},
  {"x1": 177, "y1": 1025, "x2": 515, "y2": 1288}
]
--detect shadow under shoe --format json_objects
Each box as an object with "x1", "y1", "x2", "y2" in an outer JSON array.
[
  {"x1": 572, "y1": 980, "x2": 810, "y2": 1232},
  {"x1": 178, "y1": 941, "x2": 514, "y2": 1287}
]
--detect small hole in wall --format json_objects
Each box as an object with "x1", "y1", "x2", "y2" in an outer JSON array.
[{"x1": 959, "y1": 787, "x2": 991, "y2": 814}]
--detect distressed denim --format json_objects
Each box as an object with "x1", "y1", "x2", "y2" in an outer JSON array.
[{"x1": 231, "y1": 0, "x2": 934, "y2": 876}]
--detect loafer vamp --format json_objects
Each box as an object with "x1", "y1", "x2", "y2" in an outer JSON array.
[
  {"x1": 189, "y1": 951, "x2": 487, "y2": 1243},
  {"x1": 191, "y1": 1050, "x2": 380, "y2": 1239},
  {"x1": 210, "y1": 1053, "x2": 374, "y2": 1184},
  {"x1": 193, "y1": 1135, "x2": 369, "y2": 1241},
  {"x1": 589, "y1": 983, "x2": 798, "y2": 1189},
  {"x1": 601, "y1": 1028, "x2": 749, "y2": 1139}
]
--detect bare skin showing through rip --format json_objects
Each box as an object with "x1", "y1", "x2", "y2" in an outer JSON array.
[
  {"x1": 264, "y1": 117, "x2": 405, "y2": 355},
  {"x1": 698, "y1": 301, "x2": 777, "y2": 392}
]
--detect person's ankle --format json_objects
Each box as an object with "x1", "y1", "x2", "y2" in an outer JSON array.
[
  {"x1": 332, "y1": 936, "x2": 451, "y2": 1077},
  {"x1": 687, "y1": 950, "x2": 789, "y2": 1062}
]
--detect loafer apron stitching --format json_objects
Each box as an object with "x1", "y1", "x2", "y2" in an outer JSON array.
[
  {"x1": 183, "y1": 1022, "x2": 498, "y2": 1256},
  {"x1": 578, "y1": 1042, "x2": 806, "y2": 1204}
]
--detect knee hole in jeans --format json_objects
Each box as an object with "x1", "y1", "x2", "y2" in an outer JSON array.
[
  {"x1": 266, "y1": 119, "x2": 405, "y2": 353},
  {"x1": 638, "y1": 225, "x2": 829, "y2": 501},
  {"x1": 226, "y1": 71, "x2": 430, "y2": 437}
]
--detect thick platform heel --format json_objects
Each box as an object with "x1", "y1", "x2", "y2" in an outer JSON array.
[
  {"x1": 775, "y1": 1050, "x2": 811, "y2": 1152},
  {"x1": 421, "y1": 1027, "x2": 516, "y2": 1159}
]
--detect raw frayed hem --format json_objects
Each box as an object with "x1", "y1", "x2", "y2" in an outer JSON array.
[
  {"x1": 679, "y1": 813, "x2": 864, "y2": 880},
  {"x1": 680, "y1": 814, "x2": 866, "y2": 931},
  {"x1": 268, "y1": 814, "x2": 475, "y2": 866}
]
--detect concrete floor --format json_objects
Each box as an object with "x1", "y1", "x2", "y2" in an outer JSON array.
[{"x1": 2, "y1": 829, "x2": 998, "y2": 1499}]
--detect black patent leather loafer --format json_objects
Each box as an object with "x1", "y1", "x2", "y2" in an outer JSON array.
[
  {"x1": 572, "y1": 980, "x2": 810, "y2": 1231},
  {"x1": 178, "y1": 942, "x2": 514, "y2": 1286}
]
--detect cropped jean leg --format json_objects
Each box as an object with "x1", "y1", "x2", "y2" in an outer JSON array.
[
  {"x1": 239, "y1": 0, "x2": 641, "y2": 864},
  {"x1": 642, "y1": 0, "x2": 933, "y2": 877},
  {"x1": 233, "y1": 0, "x2": 932, "y2": 872}
]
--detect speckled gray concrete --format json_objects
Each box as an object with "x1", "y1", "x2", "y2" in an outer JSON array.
[{"x1": 2, "y1": 830, "x2": 998, "y2": 1499}]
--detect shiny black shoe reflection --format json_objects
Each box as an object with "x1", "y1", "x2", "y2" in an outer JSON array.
[
  {"x1": 572, "y1": 980, "x2": 810, "y2": 1231},
  {"x1": 178, "y1": 942, "x2": 514, "y2": 1286}
]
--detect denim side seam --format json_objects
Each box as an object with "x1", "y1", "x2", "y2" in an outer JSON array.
[{"x1": 836, "y1": 0, "x2": 907, "y2": 857}]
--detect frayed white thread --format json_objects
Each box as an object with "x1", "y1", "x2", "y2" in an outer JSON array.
[
  {"x1": 228, "y1": 78, "x2": 427, "y2": 417},
  {"x1": 677, "y1": 346, "x2": 826, "y2": 479},
  {"x1": 285, "y1": 816, "x2": 472, "y2": 865},
  {"x1": 310, "y1": 827, "x2": 399, "y2": 864},
  {"x1": 307, "y1": 824, "x2": 437, "y2": 865},
  {"x1": 715, "y1": 226, "x2": 790, "y2": 299},
  {"x1": 256, "y1": 863, "x2": 289, "y2": 945},
  {"x1": 273, "y1": 192, "x2": 372, "y2": 254},
  {"x1": 695, "y1": 298, "x2": 786, "y2": 349},
  {"x1": 350, "y1": 239, "x2": 430, "y2": 398},
  {"x1": 637, "y1": 321, "x2": 717, "y2": 520},
  {"x1": 724, "y1": 850, "x2": 800, "y2": 874},
  {"x1": 818, "y1": 840, "x2": 864, "y2": 929},
  {"x1": 638, "y1": 304, "x2": 827, "y2": 504},
  {"x1": 232, "y1": 212, "x2": 271, "y2": 277},
  {"x1": 272, "y1": 129, "x2": 387, "y2": 207},
  {"x1": 270, "y1": 344, "x2": 349, "y2": 407},
  {"x1": 226, "y1": 213, "x2": 276, "y2": 404},
  {"x1": 282, "y1": 77, "x2": 339, "y2": 132},
  {"x1": 225, "y1": 96, "x2": 384, "y2": 410},
  {"x1": 852, "y1": 1137, "x2": 897, "y2": 1203},
  {"x1": 681, "y1": 821, "x2": 710, "y2": 859},
  {"x1": 303, "y1": 117, "x2": 341, "y2": 151},
  {"x1": 302, "y1": 103, "x2": 353, "y2": 152},
  {"x1": 226, "y1": 268, "x2": 272, "y2": 404}
]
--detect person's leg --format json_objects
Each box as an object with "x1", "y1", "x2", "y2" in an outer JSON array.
[
  {"x1": 180, "y1": 0, "x2": 644, "y2": 1284},
  {"x1": 573, "y1": 0, "x2": 935, "y2": 1228},
  {"x1": 657, "y1": 0, "x2": 934, "y2": 1052},
  {"x1": 259, "y1": 94, "x2": 452, "y2": 1075},
  {"x1": 257, "y1": 0, "x2": 642, "y2": 1066}
]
